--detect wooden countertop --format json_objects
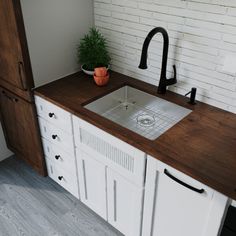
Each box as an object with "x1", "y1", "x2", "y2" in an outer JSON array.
[{"x1": 35, "y1": 71, "x2": 236, "y2": 200}]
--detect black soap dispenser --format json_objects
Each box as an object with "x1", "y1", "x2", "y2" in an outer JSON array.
[{"x1": 185, "y1": 87, "x2": 197, "y2": 105}]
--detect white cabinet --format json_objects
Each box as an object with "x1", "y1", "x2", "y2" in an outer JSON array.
[
  {"x1": 73, "y1": 115, "x2": 146, "y2": 236},
  {"x1": 73, "y1": 116, "x2": 146, "y2": 187},
  {"x1": 38, "y1": 117, "x2": 74, "y2": 154},
  {"x1": 46, "y1": 157, "x2": 78, "y2": 197},
  {"x1": 41, "y1": 138, "x2": 75, "y2": 172},
  {"x1": 142, "y1": 156, "x2": 228, "y2": 236},
  {"x1": 35, "y1": 95, "x2": 73, "y2": 134},
  {"x1": 35, "y1": 96, "x2": 79, "y2": 199},
  {"x1": 35, "y1": 96, "x2": 229, "y2": 236},
  {"x1": 76, "y1": 149, "x2": 107, "y2": 220},
  {"x1": 107, "y1": 168, "x2": 144, "y2": 236}
]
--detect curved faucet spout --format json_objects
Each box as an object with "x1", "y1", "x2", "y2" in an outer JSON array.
[{"x1": 139, "y1": 27, "x2": 177, "y2": 94}]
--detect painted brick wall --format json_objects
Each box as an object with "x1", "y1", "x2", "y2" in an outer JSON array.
[{"x1": 94, "y1": 0, "x2": 236, "y2": 113}]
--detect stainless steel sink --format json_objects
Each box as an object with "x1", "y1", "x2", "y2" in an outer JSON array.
[{"x1": 84, "y1": 86, "x2": 191, "y2": 140}]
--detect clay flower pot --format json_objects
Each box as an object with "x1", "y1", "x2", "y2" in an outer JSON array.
[
  {"x1": 94, "y1": 73, "x2": 110, "y2": 86},
  {"x1": 94, "y1": 67, "x2": 107, "y2": 76}
]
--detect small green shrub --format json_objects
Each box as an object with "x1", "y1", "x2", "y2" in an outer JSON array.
[{"x1": 77, "y1": 27, "x2": 111, "y2": 71}]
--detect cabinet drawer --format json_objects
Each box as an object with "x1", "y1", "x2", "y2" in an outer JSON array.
[
  {"x1": 35, "y1": 95, "x2": 72, "y2": 133},
  {"x1": 46, "y1": 157, "x2": 79, "y2": 198},
  {"x1": 73, "y1": 115, "x2": 146, "y2": 187},
  {"x1": 42, "y1": 138, "x2": 76, "y2": 172},
  {"x1": 38, "y1": 117, "x2": 74, "y2": 155}
]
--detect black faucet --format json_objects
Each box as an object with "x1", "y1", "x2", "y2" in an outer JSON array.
[{"x1": 139, "y1": 27, "x2": 177, "y2": 94}]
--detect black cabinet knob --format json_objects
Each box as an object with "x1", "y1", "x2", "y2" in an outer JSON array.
[
  {"x1": 48, "y1": 112, "x2": 55, "y2": 118},
  {"x1": 55, "y1": 155, "x2": 60, "y2": 160},
  {"x1": 58, "y1": 176, "x2": 63, "y2": 181},
  {"x1": 52, "y1": 134, "x2": 58, "y2": 140}
]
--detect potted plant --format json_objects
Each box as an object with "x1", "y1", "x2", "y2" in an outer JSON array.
[{"x1": 77, "y1": 27, "x2": 111, "y2": 75}]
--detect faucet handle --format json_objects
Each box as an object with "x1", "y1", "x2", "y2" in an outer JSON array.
[
  {"x1": 165, "y1": 65, "x2": 177, "y2": 86},
  {"x1": 166, "y1": 65, "x2": 177, "y2": 86},
  {"x1": 172, "y1": 65, "x2": 177, "y2": 82}
]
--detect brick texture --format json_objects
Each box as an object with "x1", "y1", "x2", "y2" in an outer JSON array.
[{"x1": 94, "y1": 0, "x2": 236, "y2": 113}]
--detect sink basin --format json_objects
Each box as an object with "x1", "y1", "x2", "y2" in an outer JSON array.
[{"x1": 84, "y1": 86, "x2": 191, "y2": 140}]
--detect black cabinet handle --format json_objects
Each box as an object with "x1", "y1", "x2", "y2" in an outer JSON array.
[
  {"x1": 52, "y1": 135, "x2": 58, "y2": 140},
  {"x1": 48, "y1": 113, "x2": 55, "y2": 118},
  {"x1": 55, "y1": 155, "x2": 60, "y2": 160},
  {"x1": 164, "y1": 169, "x2": 204, "y2": 194},
  {"x1": 58, "y1": 176, "x2": 63, "y2": 181}
]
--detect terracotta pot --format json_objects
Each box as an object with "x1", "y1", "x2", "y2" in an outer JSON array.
[
  {"x1": 93, "y1": 73, "x2": 109, "y2": 86},
  {"x1": 94, "y1": 67, "x2": 107, "y2": 77}
]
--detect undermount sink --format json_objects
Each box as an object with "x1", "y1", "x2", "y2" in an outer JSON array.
[{"x1": 84, "y1": 86, "x2": 191, "y2": 140}]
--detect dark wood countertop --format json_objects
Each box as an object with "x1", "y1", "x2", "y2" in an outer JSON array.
[{"x1": 34, "y1": 71, "x2": 236, "y2": 200}]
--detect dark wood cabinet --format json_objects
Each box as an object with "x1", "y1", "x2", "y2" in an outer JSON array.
[
  {"x1": 0, "y1": 88, "x2": 46, "y2": 175},
  {"x1": 0, "y1": 0, "x2": 46, "y2": 176},
  {"x1": 0, "y1": 0, "x2": 34, "y2": 101}
]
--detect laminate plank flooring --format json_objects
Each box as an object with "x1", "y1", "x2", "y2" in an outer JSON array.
[{"x1": 0, "y1": 157, "x2": 122, "y2": 236}]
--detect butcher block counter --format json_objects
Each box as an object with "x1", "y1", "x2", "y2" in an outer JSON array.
[{"x1": 34, "y1": 71, "x2": 236, "y2": 200}]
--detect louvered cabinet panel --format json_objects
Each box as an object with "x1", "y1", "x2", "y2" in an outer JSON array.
[
  {"x1": 73, "y1": 115, "x2": 146, "y2": 235},
  {"x1": 72, "y1": 115, "x2": 146, "y2": 187}
]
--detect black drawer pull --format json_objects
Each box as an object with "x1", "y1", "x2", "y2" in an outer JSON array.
[
  {"x1": 52, "y1": 135, "x2": 57, "y2": 140},
  {"x1": 55, "y1": 155, "x2": 60, "y2": 160},
  {"x1": 58, "y1": 176, "x2": 63, "y2": 181},
  {"x1": 164, "y1": 169, "x2": 204, "y2": 194},
  {"x1": 48, "y1": 112, "x2": 55, "y2": 118}
]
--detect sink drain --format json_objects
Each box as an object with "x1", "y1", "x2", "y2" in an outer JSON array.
[{"x1": 137, "y1": 114, "x2": 155, "y2": 127}]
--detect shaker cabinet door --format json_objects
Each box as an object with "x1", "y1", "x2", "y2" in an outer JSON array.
[
  {"x1": 76, "y1": 149, "x2": 107, "y2": 220},
  {"x1": 0, "y1": 88, "x2": 45, "y2": 175},
  {"x1": 107, "y1": 168, "x2": 143, "y2": 236},
  {"x1": 0, "y1": 0, "x2": 33, "y2": 91},
  {"x1": 142, "y1": 156, "x2": 228, "y2": 236},
  {"x1": 152, "y1": 169, "x2": 213, "y2": 236}
]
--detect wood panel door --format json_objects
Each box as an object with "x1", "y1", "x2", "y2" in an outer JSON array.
[
  {"x1": 0, "y1": 0, "x2": 34, "y2": 93},
  {"x1": 0, "y1": 87, "x2": 46, "y2": 176}
]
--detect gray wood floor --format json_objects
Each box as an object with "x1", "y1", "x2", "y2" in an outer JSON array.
[{"x1": 0, "y1": 157, "x2": 122, "y2": 236}]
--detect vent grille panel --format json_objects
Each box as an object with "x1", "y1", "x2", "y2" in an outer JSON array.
[{"x1": 80, "y1": 128, "x2": 134, "y2": 173}]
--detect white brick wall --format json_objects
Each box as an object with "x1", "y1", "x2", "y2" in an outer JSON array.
[{"x1": 94, "y1": 0, "x2": 236, "y2": 113}]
